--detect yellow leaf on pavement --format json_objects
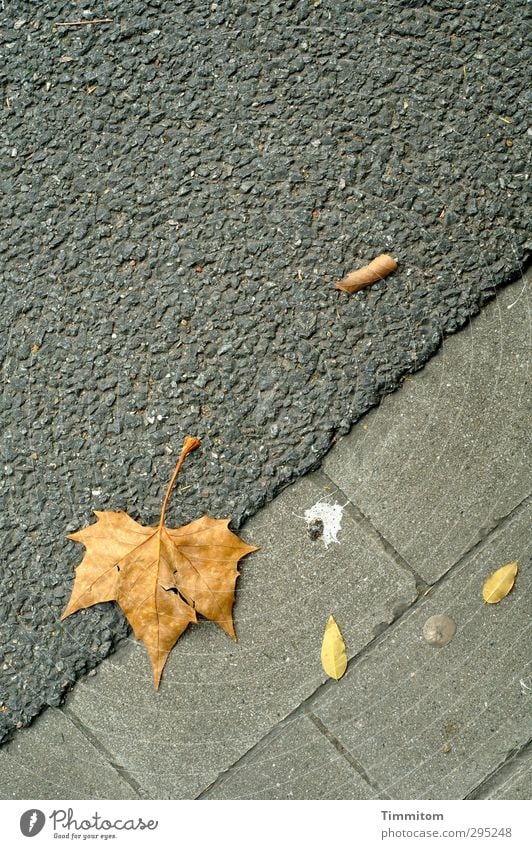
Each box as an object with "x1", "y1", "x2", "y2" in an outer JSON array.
[
  {"x1": 321, "y1": 615, "x2": 347, "y2": 680},
  {"x1": 482, "y1": 560, "x2": 519, "y2": 604}
]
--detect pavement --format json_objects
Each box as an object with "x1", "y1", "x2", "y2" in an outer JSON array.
[{"x1": 0, "y1": 272, "x2": 529, "y2": 800}]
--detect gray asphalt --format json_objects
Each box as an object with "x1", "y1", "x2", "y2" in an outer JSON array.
[{"x1": 1, "y1": 0, "x2": 529, "y2": 746}]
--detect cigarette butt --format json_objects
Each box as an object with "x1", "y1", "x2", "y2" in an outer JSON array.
[{"x1": 336, "y1": 253, "x2": 398, "y2": 293}]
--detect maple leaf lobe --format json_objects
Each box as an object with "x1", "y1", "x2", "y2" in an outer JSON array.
[{"x1": 167, "y1": 516, "x2": 257, "y2": 640}]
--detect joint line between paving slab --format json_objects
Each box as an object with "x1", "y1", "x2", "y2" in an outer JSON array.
[
  {"x1": 314, "y1": 469, "x2": 428, "y2": 591},
  {"x1": 199, "y1": 492, "x2": 531, "y2": 799},
  {"x1": 195, "y1": 687, "x2": 332, "y2": 798},
  {"x1": 465, "y1": 739, "x2": 532, "y2": 800},
  {"x1": 197, "y1": 592, "x2": 424, "y2": 798},
  {"x1": 306, "y1": 710, "x2": 390, "y2": 798},
  {"x1": 390, "y1": 493, "x2": 532, "y2": 614},
  {"x1": 195, "y1": 720, "x2": 290, "y2": 798},
  {"x1": 318, "y1": 472, "x2": 531, "y2": 593},
  {"x1": 408, "y1": 495, "x2": 532, "y2": 616},
  {"x1": 61, "y1": 706, "x2": 144, "y2": 798},
  {"x1": 448, "y1": 494, "x2": 532, "y2": 574}
]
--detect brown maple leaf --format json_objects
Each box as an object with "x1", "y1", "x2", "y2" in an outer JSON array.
[{"x1": 61, "y1": 436, "x2": 257, "y2": 687}]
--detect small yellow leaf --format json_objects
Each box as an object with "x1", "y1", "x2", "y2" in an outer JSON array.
[
  {"x1": 321, "y1": 615, "x2": 347, "y2": 680},
  {"x1": 482, "y1": 560, "x2": 519, "y2": 604}
]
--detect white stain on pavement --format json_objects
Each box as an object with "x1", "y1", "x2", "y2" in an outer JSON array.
[{"x1": 303, "y1": 499, "x2": 346, "y2": 548}]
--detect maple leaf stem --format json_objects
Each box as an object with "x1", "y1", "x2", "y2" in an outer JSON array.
[{"x1": 158, "y1": 436, "x2": 201, "y2": 530}]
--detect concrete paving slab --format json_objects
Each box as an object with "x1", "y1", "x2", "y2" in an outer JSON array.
[
  {"x1": 323, "y1": 278, "x2": 531, "y2": 583},
  {"x1": 62, "y1": 473, "x2": 417, "y2": 799},
  {"x1": 470, "y1": 745, "x2": 532, "y2": 800},
  {"x1": 311, "y1": 500, "x2": 531, "y2": 799},
  {"x1": 0, "y1": 707, "x2": 137, "y2": 800},
  {"x1": 202, "y1": 714, "x2": 377, "y2": 800}
]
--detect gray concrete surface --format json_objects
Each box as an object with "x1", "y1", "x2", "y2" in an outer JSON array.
[
  {"x1": 311, "y1": 500, "x2": 531, "y2": 800},
  {"x1": 469, "y1": 744, "x2": 532, "y2": 801},
  {"x1": 0, "y1": 274, "x2": 529, "y2": 799},
  {"x1": 202, "y1": 714, "x2": 376, "y2": 800},
  {"x1": 0, "y1": 708, "x2": 136, "y2": 799}
]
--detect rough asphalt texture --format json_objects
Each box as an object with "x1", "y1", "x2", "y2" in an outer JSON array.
[{"x1": 0, "y1": 1, "x2": 529, "y2": 744}]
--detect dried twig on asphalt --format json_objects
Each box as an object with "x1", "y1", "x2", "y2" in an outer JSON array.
[{"x1": 55, "y1": 19, "x2": 114, "y2": 28}]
